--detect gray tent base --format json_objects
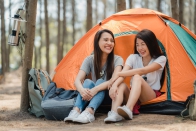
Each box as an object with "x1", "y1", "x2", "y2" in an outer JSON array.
[
  {"x1": 139, "y1": 100, "x2": 185, "y2": 115},
  {"x1": 97, "y1": 100, "x2": 185, "y2": 115}
]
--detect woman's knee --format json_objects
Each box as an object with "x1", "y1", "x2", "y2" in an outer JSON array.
[
  {"x1": 83, "y1": 79, "x2": 92, "y2": 83},
  {"x1": 118, "y1": 83, "x2": 128, "y2": 92},
  {"x1": 132, "y1": 74, "x2": 142, "y2": 82},
  {"x1": 97, "y1": 90, "x2": 105, "y2": 97},
  {"x1": 83, "y1": 79, "x2": 95, "y2": 89},
  {"x1": 95, "y1": 79, "x2": 105, "y2": 86}
]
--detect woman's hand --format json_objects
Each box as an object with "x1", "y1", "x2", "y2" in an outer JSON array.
[
  {"x1": 109, "y1": 85, "x2": 118, "y2": 101},
  {"x1": 88, "y1": 88, "x2": 98, "y2": 101},
  {"x1": 79, "y1": 88, "x2": 91, "y2": 101}
]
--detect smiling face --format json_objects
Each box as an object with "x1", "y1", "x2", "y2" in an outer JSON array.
[
  {"x1": 98, "y1": 32, "x2": 114, "y2": 55},
  {"x1": 134, "y1": 29, "x2": 163, "y2": 59},
  {"x1": 136, "y1": 38, "x2": 150, "y2": 58},
  {"x1": 93, "y1": 29, "x2": 115, "y2": 81}
]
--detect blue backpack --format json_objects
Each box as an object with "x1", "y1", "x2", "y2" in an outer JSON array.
[{"x1": 41, "y1": 82, "x2": 78, "y2": 120}]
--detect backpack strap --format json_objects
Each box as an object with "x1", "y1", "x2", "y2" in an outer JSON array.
[
  {"x1": 184, "y1": 94, "x2": 195, "y2": 109},
  {"x1": 40, "y1": 69, "x2": 51, "y2": 84},
  {"x1": 181, "y1": 94, "x2": 195, "y2": 117},
  {"x1": 35, "y1": 69, "x2": 45, "y2": 97}
]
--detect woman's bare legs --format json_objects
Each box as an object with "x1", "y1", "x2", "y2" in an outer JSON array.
[
  {"x1": 111, "y1": 83, "x2": 130, "y2": 112},
  {"x1": 126, "y1": 74, "x2": 156, "y2": 111},
  {"x1": 104, "y1": 83, "x2": 130, "y2": 123}
]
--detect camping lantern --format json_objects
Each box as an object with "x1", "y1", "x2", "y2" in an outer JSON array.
[{"x1": 8, "y1": 8, "x2": 26, "y2": 46}]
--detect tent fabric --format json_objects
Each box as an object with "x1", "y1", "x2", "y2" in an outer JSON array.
[
  {"x1": 165, "y1": 20, "x2": 196, "y2": 66},
  {"x1": 53, "y1": 8, "x2": 196, "y2": 114}
]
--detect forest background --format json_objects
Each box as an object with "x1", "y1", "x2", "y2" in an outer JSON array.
[
  {"x1": 1, "y1": 0, "x2": 196, "y2": 113},
  {"x1": 0, "y1": 0, "x2": 196, "y2": 75},
  {"x1": 0, "y1": 0, "x2": 196, "y2": 130}
]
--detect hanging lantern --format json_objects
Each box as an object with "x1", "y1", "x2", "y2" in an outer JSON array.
[{"x1": 8, "y1": 8, "x2": 26, "y2": 46}]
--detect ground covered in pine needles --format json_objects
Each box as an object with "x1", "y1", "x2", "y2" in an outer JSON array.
[{"x1": 0, "y1": 68, "x2": 196, "y2": 131}]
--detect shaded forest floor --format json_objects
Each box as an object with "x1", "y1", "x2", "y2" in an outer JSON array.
[{"x1": 0, "y1": 69, "x2": 196, "y2": 131}]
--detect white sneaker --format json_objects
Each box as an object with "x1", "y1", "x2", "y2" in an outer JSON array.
[
  {"x1": 64, "y1": 110, "x2": 80, "y2": 122},
  {"x1": 104, "y1": 110, "x2": 123, "y2": 123},
  {"x1": 73, "y1": 110, "x2": 95, "y2": 123},
  {"x1": 117, "y1": 105, "x2": 133, "y2": 120}
]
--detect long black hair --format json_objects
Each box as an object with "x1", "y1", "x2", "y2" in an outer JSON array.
[
  {"x1": 134, "y1": 29, "x2": 165, "y2": 87},
  {"x1": 93, "y1": 29, "x2": 115, "y2": 80},
  {"x1": 134, "y1": 29, "x2": 163, "y2": 58}
]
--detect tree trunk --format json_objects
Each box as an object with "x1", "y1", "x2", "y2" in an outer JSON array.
[
  {"x1": 34, "y1": 46, "x2": 37, "y2": 68},
  {"x1": 114, "y1": 0, "x2": 117, "y2": 12},
  {"x1": 189, "y1": 0, "x2": 193, "y2": 30},
  {"x1": 179, "y1": 0, "x2": 184, "y2": 24},
  {"x1": 102, "y1": 0, "x2": 107, "y2": 19},
  {"x1": 94, "y1": 0, "x2": 98, "y2": 25},
  {"x1": 6, "y1": 0, "x2": 12, "y2": 72},
  {"x1": 86, "y1": 0, "x2": 92, "y2": 32},
  {"x1": 129, "y1": 0, "x2": 132, "y2": 9},
  {"x1": 62, "y1": 0, "x2": 67, "y2": 56},
  {"x1": 44, "y1": 0, "x2": 50, "y2": 73},
  {"x1": 57, "y1": 0, "x2": 61, "y2": 64},
  {"x1": 39, "y1": 0, "x2": 43, "y2": 69},
  {"x1": 72, "y1": 0, "x2": 76, "y2": 45},
  {"x1": 144, "y1": 0, "x2": 148, "y2": 8},
  {"x1": 117, "y1": 0, "x2": 126, "y2": 12},
  {"x1": 171, "y1": 0, "x2": 179, "y2": 21},
  {"x1": 157, "y1": 0, "x2": 162, "y2": 12},
  {"x1": 194, "y1": 0, "x2": 196, "y2": 34},
  {"x1": 0, "y1": 0, "x2": 6, "y2": 76},
  {"x1": 20, "y1": 0, "x2": 38, "y2": 112}
]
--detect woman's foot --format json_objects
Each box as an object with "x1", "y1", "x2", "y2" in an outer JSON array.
[
  {"x1": 104, "y1": 110, "x2": 123, "y2": 123},
  {"x1": 64, "y1": 110, "x2": 80, "y2": 122},
  {"x1": 117, "y1": 105, "x2": 133, "y2": 120},
  {"x1": 73, "y1": 110, "x2": 95, "y2": 123}
]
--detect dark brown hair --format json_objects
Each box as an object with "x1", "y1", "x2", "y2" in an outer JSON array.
[
  {"x1": 93, "y1": 29, "x2": 114, "y2": 80},
  {"x1": 134, "y1": 29, "x2": 165, "y2": 87},
  {"x1": 134, "y1": 29, "x2": 162, "y2": 58}
]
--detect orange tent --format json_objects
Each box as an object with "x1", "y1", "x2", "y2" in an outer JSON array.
[{"x1": 53, "y1": 8, "x2": 196, "y2": 114}]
